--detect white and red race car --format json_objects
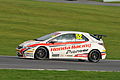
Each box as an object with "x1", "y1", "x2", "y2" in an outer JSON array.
[{"x1": 16, "y1": 31, "x2": 107, "y2": 62}]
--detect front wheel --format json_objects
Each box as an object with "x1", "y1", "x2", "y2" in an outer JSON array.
[
  {"x1": 88, "y1": 50, "x2": 101, "y2": 63},
  {"x1": 34, "y1": 47, "x2": 48, "y2": 60}
]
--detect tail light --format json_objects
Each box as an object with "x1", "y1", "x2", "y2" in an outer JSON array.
[{"x1": 98, "y1": 43, "x2": 104, "y2": 46}]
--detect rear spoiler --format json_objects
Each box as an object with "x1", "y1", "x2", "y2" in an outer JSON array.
[{"x1": 93, "y1": 34, "x2": 107, "y2": 40}]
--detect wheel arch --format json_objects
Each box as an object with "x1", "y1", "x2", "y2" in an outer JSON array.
[
  {"x1": 89, "y1": 49, "x2": 102, "y2": 59},
  {"x1": 35, "y1": 46, "x2": 49, "y2": 59}
]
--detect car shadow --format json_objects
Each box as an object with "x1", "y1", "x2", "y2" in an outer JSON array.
[{"x1": 18, "y1": 58, "x2": 87, "y2": 62}]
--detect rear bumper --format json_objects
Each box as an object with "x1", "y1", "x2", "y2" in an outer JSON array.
[{"x1": 101, "y1": 52, "x2": 107, "y2": 59}]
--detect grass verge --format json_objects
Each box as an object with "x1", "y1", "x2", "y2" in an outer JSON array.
[
  {"x1": 0, "y1": 69, "x2": 120, "y2": 80},
  {"x1": 0, "y1": 0, "x2": 120, "y2": 59}
]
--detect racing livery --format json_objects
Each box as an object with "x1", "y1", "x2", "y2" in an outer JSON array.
[{"x1": 16, "y1": 31, "x2": 107, "y2": 62}]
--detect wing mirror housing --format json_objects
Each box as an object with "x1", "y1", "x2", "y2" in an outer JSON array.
[{"x1": 48, "y1": 40, "x2": 57, "y2": 44}]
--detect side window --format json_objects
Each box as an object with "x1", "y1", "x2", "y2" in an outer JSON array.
[
  {"x1": 75, "y1": 34, "x2": 89, "y2": 41},
  {"x1": 51, "y1": 34, "x2": 76, "y2": 43}
]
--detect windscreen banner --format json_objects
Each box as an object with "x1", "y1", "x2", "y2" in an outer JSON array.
[{"x1": 103, "y1": 0, "x2": 120, "y2": 2}]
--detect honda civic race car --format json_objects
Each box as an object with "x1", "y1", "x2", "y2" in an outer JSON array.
[{"x1": 16, "y1": 31, "x2": 107, "y2": 62}]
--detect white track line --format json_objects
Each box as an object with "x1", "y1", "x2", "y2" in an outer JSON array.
[{"x1": 0, "y1": 68, "x2": 120, "y2": 72}]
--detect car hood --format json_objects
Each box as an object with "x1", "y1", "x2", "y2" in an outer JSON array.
[{"x1": 19, "y1": 40, "x2": 45, "y2": 47}]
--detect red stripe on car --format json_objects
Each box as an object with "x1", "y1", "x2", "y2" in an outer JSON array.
[
  {"x1": 74, "y1": 54, "x2": 88, "y2": 57},
  {"x1": 101, "y1": 53, "x2": 106, "y2": 55},
  {"x1": 27, "y1": 41, "x2": 88, "y2": 47},
  {"x1": 20, "y1": 48, "x2": 27, "y2": 54}
]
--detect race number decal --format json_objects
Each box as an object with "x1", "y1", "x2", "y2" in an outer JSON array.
[{"x1": 76, "y1": 34, "x2": 82, "y2": 39}]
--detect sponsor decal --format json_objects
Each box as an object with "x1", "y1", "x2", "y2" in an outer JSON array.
[
  {"x1": 19, "y1": 48, "x2": 27, "y2": 54},
  {"x1": 51, "y1": 46, "x2": 70, "y2": 51},
  {"x1": 101, "y1": 50, "x2": 106, "y2": 56},
  {"x1": 26, "y1": 51, "x2": 33, "y2": 53},
  {"x1": 65, "y1": 55, "x2": 73, "y2": 57},
  {"x1": 51, "y1": 44, "x2": 91, "y2": 51},
  {"x1": 102, "y1": 50, "x2": 106, "y2": 52},
  {"x1": 60, "y1": 54, "x2": 64, "y2": 57},
  {"x1": 66, "y1": 49, "x2": 88, "y2": 54},
  {"x1": 101, "y1": 53, "x2": 106, "y2": 56},
  {"x1": 52, "y1": 54, "x2": 59, "y2": 57},
  {"x1": 74, "y1": 54, "x2": 88, "y2": 57},
  {"x1": 76, "y1": 34, "x2": 83, "y2": 39},
  {"x1": 59, "y1": 54, "x2": 73, "y2": 57},
  {"x1": 25, "y1": 53, "x2": 33, "y2": 57}
]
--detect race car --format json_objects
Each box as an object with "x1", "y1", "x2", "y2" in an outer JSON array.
[{"x1": 16, "y1": 31, "x2": 107, "y2": 62}]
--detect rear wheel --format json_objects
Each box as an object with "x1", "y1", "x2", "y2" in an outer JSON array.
[
  {"x1": 34, "y1": 47, "x2": 48, "y2": 60},
  {"x1": 88, "y1": 50, "x2": 101, "y2": 63}
]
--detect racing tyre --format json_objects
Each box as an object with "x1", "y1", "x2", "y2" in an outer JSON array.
[
  {"x1": 34, "y1": 47, "x2": 48, "y2": 60},
  {"x1": 88, "y1": 50, "x2": 101, "y2": 63}
]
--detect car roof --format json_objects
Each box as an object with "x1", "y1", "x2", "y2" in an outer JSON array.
[{"x1": 56, "y1": 31, "x2": 88, "y2": 34}]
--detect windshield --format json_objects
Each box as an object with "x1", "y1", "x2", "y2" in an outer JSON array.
[{"x1": 34, "y1": 32, "x2": 61, "y2": 41}]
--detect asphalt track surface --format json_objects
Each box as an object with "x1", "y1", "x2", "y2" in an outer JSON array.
[
  {"x1": 36, "y1": 0, "x2": 120, "y2": 6},
  {"x1": 0, "y1": 56, "x2": 120, "y2": 71}
]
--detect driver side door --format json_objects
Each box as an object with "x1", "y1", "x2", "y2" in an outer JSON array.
[{"x1": 49, "y1": 34, "x2": 76, "y2": 58}]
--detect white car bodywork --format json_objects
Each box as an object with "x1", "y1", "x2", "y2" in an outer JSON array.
[{"x1": 16, "y1": 31, "x2": 106, "y2": 61}]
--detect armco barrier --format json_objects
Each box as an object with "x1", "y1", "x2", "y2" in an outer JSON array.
[{"x1": 103, "y1": 0, "x2": 120, "y2": 2}]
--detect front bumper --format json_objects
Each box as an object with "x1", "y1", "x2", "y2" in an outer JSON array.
[{"x1": 16, "y1": 46, "x2": 35, "y2": 58}]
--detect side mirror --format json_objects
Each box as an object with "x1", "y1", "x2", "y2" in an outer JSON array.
[{"x1": 49, "y1": 40, "x2": 57, "y2": 44}]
